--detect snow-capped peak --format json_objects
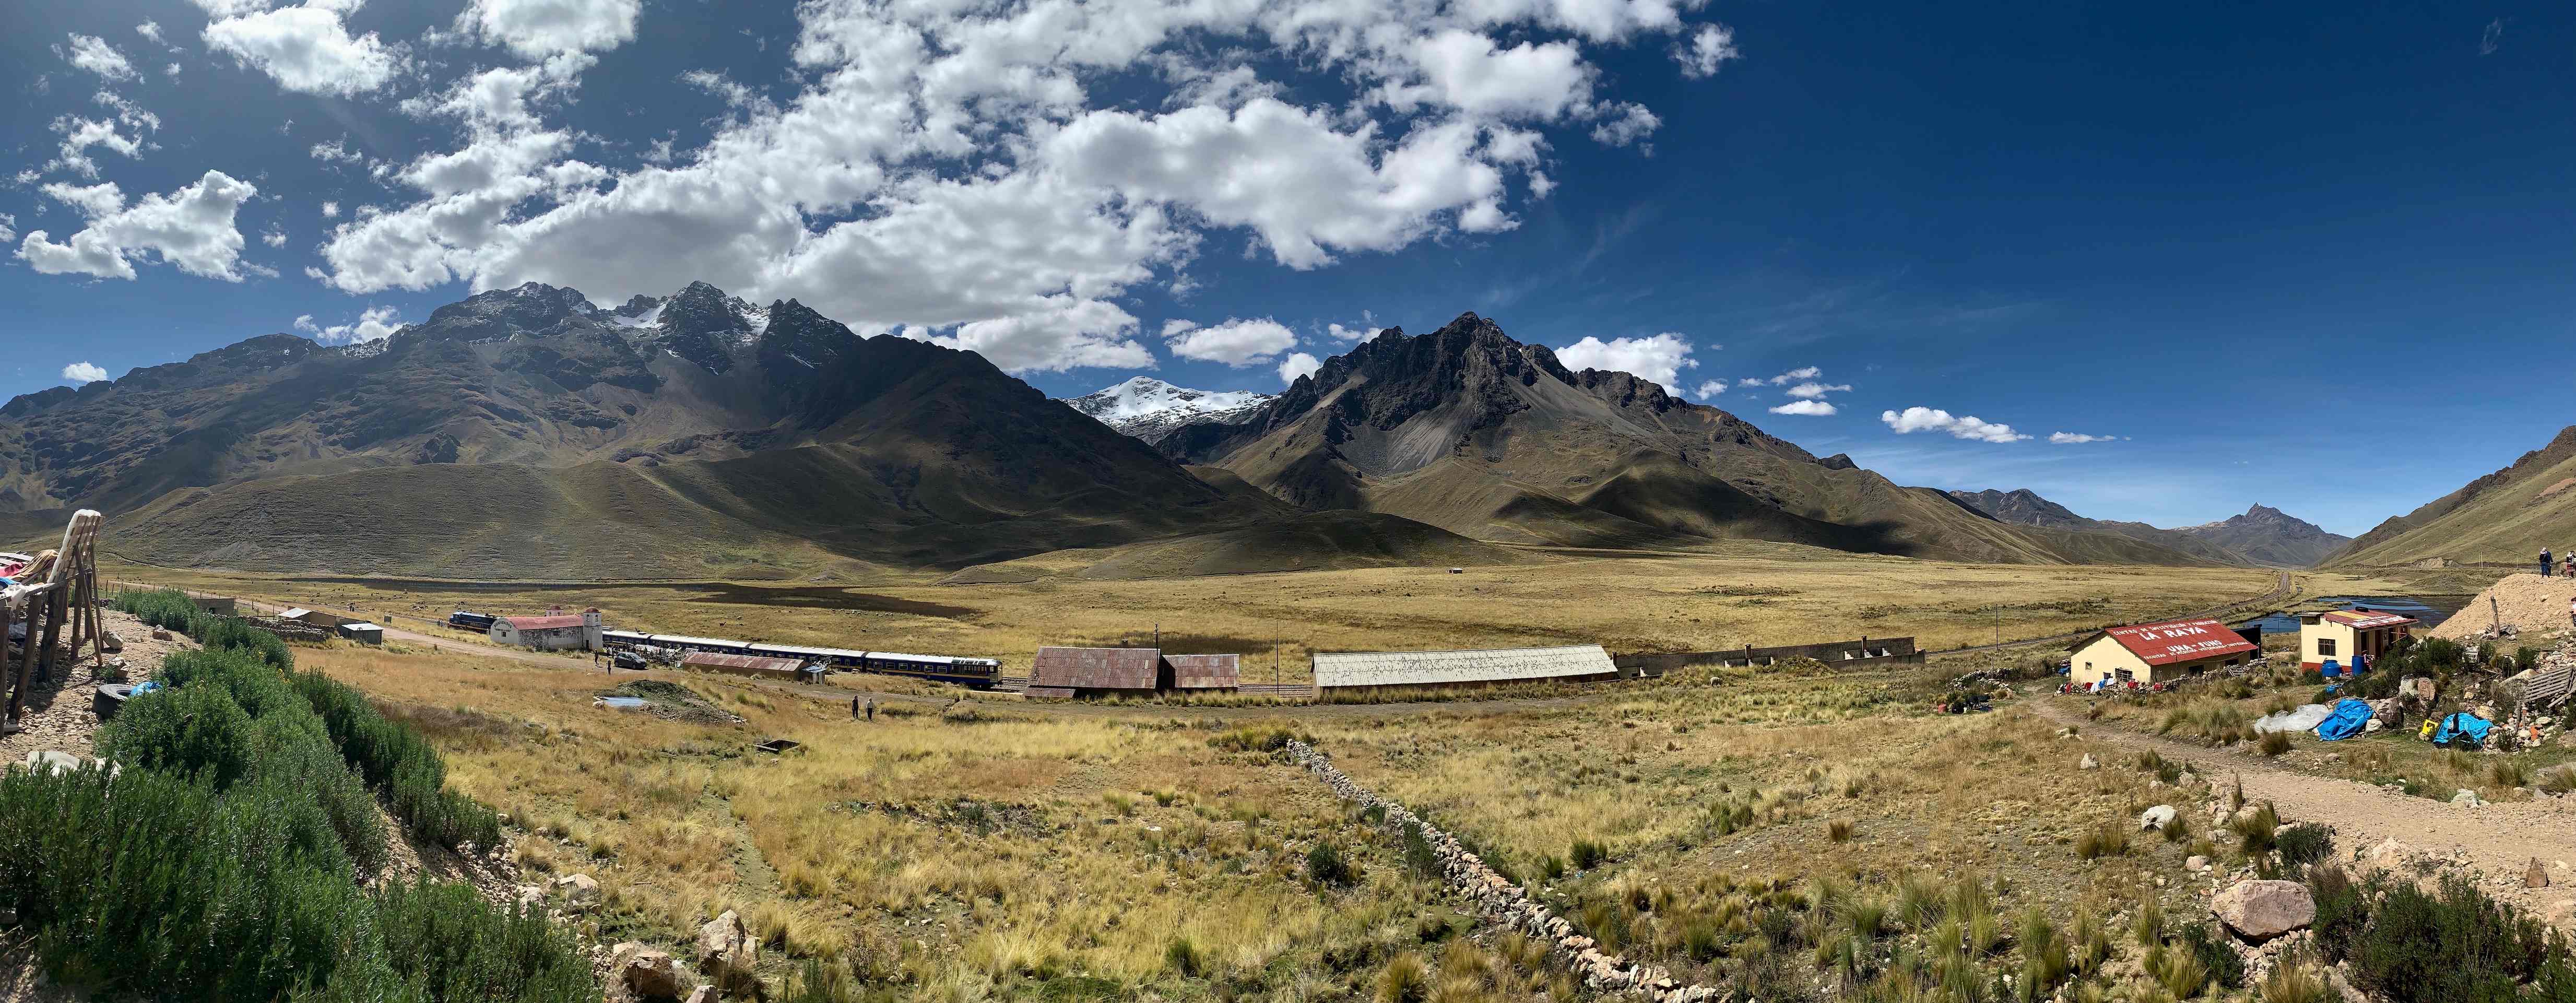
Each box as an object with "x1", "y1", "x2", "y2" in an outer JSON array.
[{"x1": 1058, "y1": 377, "x2": 1274, "y2": 444}]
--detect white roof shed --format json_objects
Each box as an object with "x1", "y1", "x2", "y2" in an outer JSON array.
[{"x1": 1311, "y1": 644, "x2": 1616, "y2": 689}]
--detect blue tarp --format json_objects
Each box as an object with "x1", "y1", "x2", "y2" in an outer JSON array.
[
  {"x1": 2433, "y1": 712, "x2": 2492, "y2": 748},
  {"x1": 2315, "y1": 699, "x2": 2374, "y2": 741}
]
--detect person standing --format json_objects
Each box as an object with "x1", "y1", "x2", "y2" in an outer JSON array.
[
  {"x1": 851, "y1": 697, "x2": 860, "y2": 719},
  {"x1": 865, "y1": 698, "x2": 876, "y2": 722},
  {"x1": 2546, "y1": 547, "x2": 2556, "y2": 578}
]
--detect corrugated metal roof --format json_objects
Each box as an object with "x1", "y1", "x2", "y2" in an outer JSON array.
[
  {"x1": 1166, "y1": 654, "x2": 1240, "y2": 690},
  {"x1": 2322, "y1": 609, "x2": 2419, "y2": 630},
  {"x1": 1031, "y1": 646, "x2": 1162, "y2": 689},
  {"x1": 1311, "y1": 644, "x2": 1616, "y2": 689},
  {"x1": 2099, "y1": 619, "x2": 2258, "y2": 666},
  {"x1": 682, "y1": 652, "x2": 806, "y2": 674},
  {"x1": 500, "y1": 614, "x2": 589, "y2": 631},
  {"x1": 280, "y1": 608, "x2": 313, "y2": 620}
]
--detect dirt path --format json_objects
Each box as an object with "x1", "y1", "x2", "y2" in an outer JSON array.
[{"x1": 2028, "y1": 695, "x2": 2576, "y2": 919}]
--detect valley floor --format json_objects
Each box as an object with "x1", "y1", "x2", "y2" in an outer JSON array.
[{"x1": 113, "y1": 549, "x2": 2335, "y2": 680}]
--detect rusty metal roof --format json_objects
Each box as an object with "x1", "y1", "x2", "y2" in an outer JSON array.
[
  {"x1": 2321, "y1": 609, "x2": 2419, "y2": 630},
  {"x1": 2096, "y1": 619, "x2": 2259, "y2": 666},
  {"x1": 500, "y1": 614, "x2": 588, "y2": 631},
  {"x1": 1311, "y1": 644, "x2": 1616, "y2": 689},
  {"x1": 1165, "y1": 654, "x2": 1240, "y2": 690},
  {"x1": 1031, "y1": 646, "x2": 1162, "y2": 689}
]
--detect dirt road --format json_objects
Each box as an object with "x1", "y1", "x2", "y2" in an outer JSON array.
[{"x1": 2029, "y1": 695, "x2": 2576, "y2": 919}]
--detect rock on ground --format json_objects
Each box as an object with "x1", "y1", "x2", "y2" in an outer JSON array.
[
  {"x1": 2140, "y1": 805, "x2": 2177, "y2": 831},
  {"x1": 606, "y1": 942, "x2": 687, "y2": 1003},
  {"x1": 2214, "y1": 880, "x2": 2317, "y2": 941},
  {"x1": 696, "y1": 910, "x2": 757, "y2": 990}
]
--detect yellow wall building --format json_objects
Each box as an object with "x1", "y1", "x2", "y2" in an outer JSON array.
[
  {"x1": 2069, "y1": 618, "x2": 2259, "y2": 689},
  {"x1": 2298, "y1": 608, "x2": 2417, "y2": 672}
]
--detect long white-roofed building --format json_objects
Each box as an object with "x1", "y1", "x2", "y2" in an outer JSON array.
[{"x1": 1311, "y1": 644, "x2": 1618, "y2": 692}]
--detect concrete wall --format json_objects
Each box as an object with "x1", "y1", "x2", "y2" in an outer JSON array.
[{"x1": 2069, "y1": 634, "x2": 2157, "y2": 687}]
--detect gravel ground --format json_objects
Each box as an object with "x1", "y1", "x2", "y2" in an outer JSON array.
[
  {"x1": 0, "y1": 608, "x2": 192, "y2": 766},
  {"x1": 2433, "y1": 572, "x2": 2576, "y2": 641}
]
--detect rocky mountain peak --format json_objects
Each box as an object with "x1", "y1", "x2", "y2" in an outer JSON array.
[{"x1": 1058, "y1": 377, "x2": 1275, "y2": 445}]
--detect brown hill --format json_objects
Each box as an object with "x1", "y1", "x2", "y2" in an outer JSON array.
[
  {"x1": 1160, "y1": 313, "x2": 2221, "y2": 565},
  {"x1": 2331, "y1": 426, "x2": 2576, "y2": 568},
  {"x1": 5, "y1": 282, "x2": 1268, "y2": 576}
]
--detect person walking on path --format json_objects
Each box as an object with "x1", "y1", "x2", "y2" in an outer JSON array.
[{"x1": 865, "y1": 698, "x2": 876, "y2": 722}]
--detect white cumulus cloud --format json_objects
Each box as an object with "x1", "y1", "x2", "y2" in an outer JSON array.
[
  {"x1": 1782, "y1": 381, "x2": 1850, "y2": 399},
  {"x1": 203, "y1": 2, "x2": 401, "y2": 96},
  {"x1": 1768, "y1": 399, "x2": 1837, "y2": 417},
  {"x1": 1554, "y1": 332, "x2": 1700, "y2": 388},
  {"x1": 1766, "y1": 365, "x2": 1822, "y2": 385},
  {"x1": 1690, "y1": 380, "x2": 1724, "y2": 399},
  {"x1": 1881, "y1": 406, "x2": 2030, "y2": 443},
  {"x1": 61, "y1": 362, "x2": 110, "y2": 384},
  {"x1": 60, "y1": 34, "x2": 138, "y2": 81},
  {"x1": 2049, "y1": 432, "x2": 2117, "y2": 444},
  {"x1": 301, "y1": 0, "x2": 1728, "y2": 373},
  {"x1": 1166, "y1": 317, "x2": 1299, "y2": 367},
  {"x1": 456, "y1": 0, "x2": 642, "y2": 60},
  {"x1": 1673, "y1": 23, "x2": 1740, "y2": 78},
  {"x1": 1278, "y1": 351, "x2": 1322, "y2": 385},
  {"x1": 300, "y1": 304, "x2": 404, "y2": 344},
  {"x1": 17, "y1": 170, "x2": 260, "y2": 281}
]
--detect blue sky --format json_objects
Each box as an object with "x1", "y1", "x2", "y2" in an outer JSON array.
[{"x1": 2, "y1": 1, "x2": 2570, "y2": 537}]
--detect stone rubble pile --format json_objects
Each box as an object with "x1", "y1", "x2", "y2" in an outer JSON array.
[{"x1": 1285, "y1": 740, "x2": 1721, "y2": 1002}]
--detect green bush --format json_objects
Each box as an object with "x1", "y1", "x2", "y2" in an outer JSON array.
[
  {"x1": 292, "y1": 670, "x2": 501, "y2": 849},
  {"x1": 1307, "y1": 842, "x2": 1357, "y2": 888},
  {"x1": 1570, "y1": 838, "x2": 1608, "y2": 870},
  {"x1": 2308, "y1": 866, "x2": 2368, "y2": 964},
  {"x1": 2276, "y1": 823, "x2": 2334, "y2": 868},
  {"x1": 2179, "y1": 922, "x2": 2245, "y2": 991},
  {"x1": 101, "y1": 681, "x2": 256, "y2": 788},
  {"x1": 2351, "y1": 875, "x2": 2555, "y2": 1002}
]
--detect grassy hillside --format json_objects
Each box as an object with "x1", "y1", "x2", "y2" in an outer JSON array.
[
  {"x1": 2331, "y1": 426, "x2": 2576, "y2": 567},
  {"x1": 944, "y1": 510, "x2": 1539, "y2": 583}
]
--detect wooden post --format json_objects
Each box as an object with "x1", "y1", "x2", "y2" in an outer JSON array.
[{"x1": 36, "y1": 586, "x2": 66, "y2": 686}]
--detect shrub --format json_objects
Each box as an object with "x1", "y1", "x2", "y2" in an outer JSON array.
[
  {"x1": 2016, "y1": 907, "x2": 2068, "y2": 1002},
  {"x1": 1827, "y1": 819, "x2": 1854, "y2": 843},
  {"x1": 2308, "y1": 866, "x2": 2368, "y2": 964},
  {"x1": 2179, "y1": 922, "x2": 2245, "y2": 990},
  {"x1": 2260, "y1": 731, "x2": 2293, "y2": 757},
  {"x1": 99, "y1": 681, "x2": 256, "y2": 788},
  {"x1": 1570, "y1": 838, "x2": 1608, "y2": 870},
  {"x1": 2490, "y1": 759, "x2": 2532, "y2": 788},
  {"x1": 1306, "y1": 842, "x2": 1357, "y2": 888},
  {"x1": 2350, "y1": 876, "x2": 2553, "y2": 1002},
  {"x1": 2147, "y1": 942, "x2": 2208, "y2": 999},
  {"x1": 1401, "y1": 823, "x2": 1438, "y2": 879},
  {"x1": 2276, "y1": 823, "x2": 2334, "y2": 868}
]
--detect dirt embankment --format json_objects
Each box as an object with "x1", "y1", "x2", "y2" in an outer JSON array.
[{"x1": 2432, "y1": 572, "x2": 2576, "y2": 640}]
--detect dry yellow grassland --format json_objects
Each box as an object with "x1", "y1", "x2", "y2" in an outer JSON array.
[{"x1": 296, "y1": 634, "x2": 2262, "y2": 1002}]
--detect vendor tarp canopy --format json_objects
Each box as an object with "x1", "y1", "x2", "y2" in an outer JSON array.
[
  {"x1": 2433, "y1": 712, "x2": 2493, "y2": 748},
  {"x1": 2315, "y1": 699, "x2": 2374, "y2": 741},
  {"x1": 2254, "y1": 703, "x2": 2334, "y2": 734}
]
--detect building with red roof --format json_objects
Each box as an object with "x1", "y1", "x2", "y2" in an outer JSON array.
[
  {"x1": 491, "y1": 609, "x2": 605, "y2": 651},
  {"x1": 2067, "y1": 617, "x2": 2259, "y2": 688}
]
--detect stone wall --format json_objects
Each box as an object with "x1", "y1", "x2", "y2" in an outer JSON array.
[{"x1": 1284, "y1": 740, "x2": 1721, "y2": 1001}]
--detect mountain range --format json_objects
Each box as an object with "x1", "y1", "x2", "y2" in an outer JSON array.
[
  {"x1": 1944, "y1": 490, "x2": 2348, "y2": 568},
  {"x1": 1058, "y1": 377, "x2": 1274, "y2": 444},
  {"x1": 0, "y1": 281, "x2": 1274, "y2": 578},
  {"x1": 2327, "y1": 425, "x2": 2576, "y2": 568},
  {"x1": 4, "y1": 287, "x2": 2318, "y2": 578},
  {"x1": 1151, "y1": 313, "x2": 2218, "y2": 565}
]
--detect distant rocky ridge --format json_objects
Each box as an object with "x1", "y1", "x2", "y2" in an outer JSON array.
[
  {"x1": 1156, "y1": 312, "x2": 2223, "y2": 566},
  {"x1": 1058, "y1": 377, "x2": 1274, "y2": 445},
  {"x1": 2329, "y1": 425, "x2": 2576, "y2": 568},
  {"x1": 0, "y1": 280, "x2": 1269, "y2": 577},
  {"x1": 1947, "y1": 489, "x2": 2348, "y2": 568}
]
